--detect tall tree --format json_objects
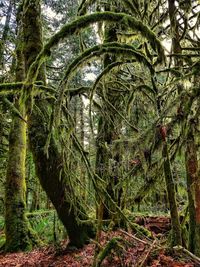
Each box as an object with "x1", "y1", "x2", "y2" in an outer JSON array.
[
  {"x1": 22, "y1": 0, "x2": 95, "y2": 248},
  {"x1": 5, "y1": 0, "x2": 38, "y2": 251},
  {"x1": 167, "y1": 0, "x2": 200, "y2": 250}
]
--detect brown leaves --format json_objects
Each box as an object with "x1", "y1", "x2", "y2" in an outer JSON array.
[
  {"x1": 151, "y1": 252, "x2": 194, "y2": 267},
  {"x1": 0, "y1": 228, "x2": 196, "y2": 267}
]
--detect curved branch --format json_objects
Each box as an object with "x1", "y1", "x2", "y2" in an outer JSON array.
[
  {"x1": 27, "y1": 11, "x2": 165, "y2": 82},
  {"x1": 55, "y1": 42, "x2": 153, "y2": 123}
]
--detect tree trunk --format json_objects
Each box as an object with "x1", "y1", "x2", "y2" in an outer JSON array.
[
  {"x1": 185, "y1": 125, "x2": 200, "y2": 256},
  {"x1": 80, "y1": 97, "x2": 87, "y2": 200},
  {"x1": 95, "y1": 6, "x2": 123, "y2": 221},
  {"x1": 22, "y1": 0, "x2": 95, "y2": 247},
  {"x1": 4, "y1": 2, "x2": 38, "y2": 251},
  {"x1": 5, "y1": 106, "x2": 37, "y2": 252},
  {"x1": 30, "y1": 179, "x2": 40, "y2": 212},
  {"x1": 28, "y1": 104, "x2": 95, "y2": 247},
  {"x1": 165, "y1": 0, "x2": 183, "y2": 247},
  {"x1": 163, "y1": 141, "x2": 182, "y2": 246}
]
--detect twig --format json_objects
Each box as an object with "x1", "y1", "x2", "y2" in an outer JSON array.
[
  {"x1": 89, "y1": 239, "x2": 103, "y2": 250},
  {"x1": 138, "y1": 240, "x2": 157, "y2": 267},
  {"x1": 119, "y1": 229, "x2": 149, "y2": 245},
  {"x1": 173, "y1": 246, "x2": 200, "y2": 264}
]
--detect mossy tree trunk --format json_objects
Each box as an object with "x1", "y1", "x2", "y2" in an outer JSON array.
[
  {"x1": 5, "y1": 106, "x2": 37, "y2": 252},
  {"x1": 28, "y1": 104, "x2": 95, "y2": 247},
  {"x1": 30, "y1": 179, "x2": 40, "y2": 212},
  {"x1": 162, "y1": 141, "x2": 182, "y2": 246},
  {"x1": 166, "y1": 0, "x2": 184, "y2": 248},
  {"x1": 95, "y1": 4, "x2": 124, "y2": 222},
  {"x1": 185, "y1": 122, "x2": 200, "y2": 256},
  {"x1": 80, "y1": 97, "x2": 86, "y2": 198},
  {"x1": 4, "y1": 3, "x2": 38, "y2": 252},
  {"x1": 168, "y1": 0, "x2": 200, "y2": 251},
  {"x1": 22, "y1": 0, "x2": 95, "y2": 248}
]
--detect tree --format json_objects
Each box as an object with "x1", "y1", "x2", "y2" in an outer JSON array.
[
  {"x1": 22, "y1": 0, "x2": 95, "y2": 248},
  {"x1": 4, "y1": 0, "x2": 39, "y2": 252},
  {"x1": 167, "y1": 0, "x2": 200, "y2": 252}
]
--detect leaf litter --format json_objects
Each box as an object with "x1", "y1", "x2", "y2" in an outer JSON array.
[{"x1": 0, "y1": 216, "x2": 198, "y2": 266}]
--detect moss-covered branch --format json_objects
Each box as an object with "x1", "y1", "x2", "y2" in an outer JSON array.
[
  {"x1": 90, "y1": 61, "x2": 126, "y2": 98},
  {"x1": 2, "y1": 97, "x2": 26, "y2": 122},
  {"x1": 26, "y1": 11, "x2": 165, "y2": 83},
  {"x1": 0, "y1": 82, "x2": 55, "y2": 96},
  {"x1": 0, "y1": 82, "x2": 23, "y2": 95},
  {"x1": 61, "y1": 42, "x2": 153, "y2": 84},
  {"x1": 55, "y1": 42, "x2": 153, "y2": 123},
  {"x1": 45, "y1": 12, "x2": 164, "y2": 59},
  {"x1": 94, "y1": 237, "x2": 122, "y2": 267},
  {"x1": 69, "y1": 86, "x2": 91, "y2": 97}
]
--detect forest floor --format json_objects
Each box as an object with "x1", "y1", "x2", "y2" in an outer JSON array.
[{"x1": 0, "y1": 216, "x2": 198, "y2": 267}]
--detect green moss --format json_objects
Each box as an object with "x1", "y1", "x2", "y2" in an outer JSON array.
[
  {"x1": 130, "y1": 222, "x2": 152, "y2": 238},
  {"x1": 54, "y1": 42, "x2": 153, "y2": 124},
  {"x1": 63, "y1": 42, "x2": 152, "y2": 83},
  {"x1": 163, "y1": 142, "x2": 182, "y2": 246},
  {"x1": 44, "y1": 12, "x2": 164, "y2": 57},
  {"x1": 0, "y1": 82, "x2": 23, "y2": 95},
  {"x1": 5, "y1": 104, "x2": 40, "y2": 252},
  {"x1": 95, "y1": 237, "x2": 122, "y2": 267},
  {"x1": 27, "y1": 11, "x2": 165, "y2": 84}
]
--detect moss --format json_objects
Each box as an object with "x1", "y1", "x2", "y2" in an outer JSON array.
[
  {"x1": 2, "y1": 97, "x2": 26, "y2": 122},
  {"x1": 0, "y1": 81, "x2": 45, "y2": 95},
  {"x1": 63, "y1": 42, "x2": 152, "y2": 83},
  {"x1": 5, "y1": 104, "x2": 40, "y2": 252},
  {"x1": 0, "y1": 82, "x2": 23, "y2": 95},
  {"x1": 130, "y1": 222, "x2": 152, "y2": 238},
  {"x1": 27, "y1": 11, "x2": 165, "y2": 83},
  {"x1": 44, "y1": 12, "x2": 164, "y2": 58},
  {"x1": 163, "y1": 142, "x2": 182, "y2": 246},
  {"x1": 120, "y1": 0, "x2": 139, "y2": 16},
  {"x1": 94, "y1": 237, "x2": 122, "y2": 267},
  {"x1": 4, "y1": 1, "x2": 40, "y2": 252},
  {"x1": 55, "y1": 42, "x2": 153, "y2": 123}
]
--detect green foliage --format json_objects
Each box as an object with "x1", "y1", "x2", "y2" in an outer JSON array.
[
  {"x1": 0, "y1": 211, "x2": 65, "y2": 247},
  {"x1": 28, "y1": 211, "x2": 64, "y2": 244}
]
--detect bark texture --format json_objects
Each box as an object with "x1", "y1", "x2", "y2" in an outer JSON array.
[
  {"x1": 4, "y1": 3, "x2": 38, "y2": 251},
  {"x1": 23, "y1": 0, "x2": 95, "y2": 248},
  {"x1": 186, "y1": 125, "x2": 200, "y2": 256},
  {"x1": 163, "y1": 142, "x2": 182, "y2": 246}
]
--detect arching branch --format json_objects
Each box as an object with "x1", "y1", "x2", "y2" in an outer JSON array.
[
  {"x1": 26, "y1": 11, "x2": 165, "y2": 83},
  {"x1": 55, "y1": 42, "x2": 153, "y2": 123}
]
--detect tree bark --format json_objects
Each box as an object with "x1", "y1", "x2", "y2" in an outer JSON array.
[
  {"x1": 95, "y1": 7, "x2": 123, "y2": 222},
  {"x1": 5, "y1": 106, "x2": 38, "y2": 252},
  {"x1": 4, "y1": 2, "x2": 38, "y2": 251},
  {"x1": 163, "y1": 141, "x2": 182, "y2": 246},
  {"x1": 185, "y1": 124, "x2": 200, "y2": 256},
  {"x1": 22, "y1": 0, "x2": 95, "y2": 247}
]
